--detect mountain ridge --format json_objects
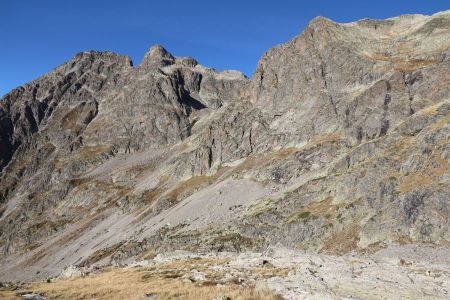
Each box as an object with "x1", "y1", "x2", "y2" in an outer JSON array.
[{"x1": 0, "y1": 10, "x2": 449, "y2": 283}]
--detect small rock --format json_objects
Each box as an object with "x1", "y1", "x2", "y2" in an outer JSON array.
[
  {"x1": 190, "y1": 270, "x2": 207, "y2": 281},
  {"x1": 261, "y1": 259, "x2": 274, "y2": 268},
  {"x1": 212, "y1": 296, "x2": 231, "y2": 300},
  {"x1": 22, "y1": 294, "x2": 48, "y2": 300},
  {"x1": 58, "y1": 265, "x2": 84, "y2": 279}
]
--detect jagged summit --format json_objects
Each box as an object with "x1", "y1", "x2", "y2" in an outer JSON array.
[
  {"x1": 140, "y1": 44, "x2": 175, "y2": 68},
  {"x1": 307, "y1": 15, "x2": 337, "y2": 27},
  {"x1": 72, "y1": 50, "x2": 133, "y2": 67},
  {"x1": 0, "y1": 11, "x2": 449, "y2": 288},
  {"x1": 148, "y1": 44, "x2": 173, "y2": 58}
]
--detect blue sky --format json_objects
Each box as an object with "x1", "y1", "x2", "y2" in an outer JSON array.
[{"x1": 0, "y1": 0, "x2": 448, "y2": 97}]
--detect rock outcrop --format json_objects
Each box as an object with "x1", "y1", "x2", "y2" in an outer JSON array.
[{"x1": 0, "y1": 10, "x2": 449, "y2": 282}]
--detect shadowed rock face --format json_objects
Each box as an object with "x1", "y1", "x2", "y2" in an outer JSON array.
[{"x1": 0, "y1": 11, "x2": 449, "y2": 282}]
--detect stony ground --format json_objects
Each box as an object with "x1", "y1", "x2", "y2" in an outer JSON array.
[{"x1": 1, "y1": 245, "x2": 449, "y2": 299}]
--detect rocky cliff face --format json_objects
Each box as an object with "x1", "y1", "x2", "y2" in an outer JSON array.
[{"x1": 0, "y1": 11, "x2": 449, "y2": 281}]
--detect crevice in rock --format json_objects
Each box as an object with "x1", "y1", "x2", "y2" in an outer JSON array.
[
  {"x1": 379, "y1": 81, "x2": 391, "y2": 137},
  {"x1": 320, "y1": 62, "x2": 338, "y2": 116}
]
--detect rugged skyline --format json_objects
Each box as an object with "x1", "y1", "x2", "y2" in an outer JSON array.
[
  {"x1": 0, "y1": 9, "x2": 449, "y2": 299},
  {"x1": 1, "y1": 0, "x2": 449, "y2": 96}
]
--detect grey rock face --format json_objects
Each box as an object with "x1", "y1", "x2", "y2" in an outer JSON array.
[
  {"x1": 0, "y1": 45, "x2": 247, "y2": 257},
  {"x1": 0, "y1": 10, "x2": 449, "y2": 282}
]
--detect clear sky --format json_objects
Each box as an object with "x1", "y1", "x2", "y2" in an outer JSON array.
[{"x1": 0, "y1": 0, "x2": 448, "y2": 97}]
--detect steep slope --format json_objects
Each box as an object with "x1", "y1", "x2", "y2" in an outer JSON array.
[
  {"x1": 0, "y1": 46, "x2": 248, "y2": 277},
  {"x1": 0, "y1": 10, "x2": 449, "y2": 282}
]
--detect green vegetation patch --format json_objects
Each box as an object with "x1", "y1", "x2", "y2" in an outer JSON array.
[{"x1": 285, "y1": 210, "x2": 319, "y2": 224}]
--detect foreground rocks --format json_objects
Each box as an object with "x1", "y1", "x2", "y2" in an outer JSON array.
[
  {"x1": 143, "y1": 246, "x2": 450, "y2": 299},
  {"x1": 1, "y1": 246, "x2": 449, "y2": 299}
]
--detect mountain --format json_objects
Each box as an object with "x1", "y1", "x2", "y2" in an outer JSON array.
[{"x1": 0, "y1": 10, "x2": 449, "y2": 283}]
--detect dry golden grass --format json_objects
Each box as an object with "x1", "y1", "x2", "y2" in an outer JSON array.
[
  {"x1": 75, "y1": 145, "x2": 113, "y2": 160},
  {"x1": 392, "y1": 59, "x2": 440, "y2": 72},
  {"x1": 244, "y1": 197, "x2": 280, "y2": 217},
  {"x1": 285, "y1": 197, "x2": 342, "y2": 224},
  {"x1": 0, "y1": 289, "x2": 21, "y2": 300},
  {"x1": 285, "y1": 210, "x2": 318, "y2": 224},
  {"x1": 158, "y1": 165, "x2": 231, "y2": 205},
  {"x1": 395, "y1": 145, "x2": 448, "y2": 194},
  {"x1": 80, "y1": 243, "x2": 124, "y2": 266},
  {"x1": 419, "y1": 103, "x2": 441, "y2": 116},
  {"x1": 141, "y1": 180, "x2": 168, "y2": 204},
  {"x1": 248, "y1": 267, "x2": 291, "y2": 278},
  {"x1": 429, "y1": 113, "x2": 450, "y2": 131},
  {"x1": 231, "y1": 148, "x2": 301, "y2": 178},
  {"x1": 306, "y1": 133, "x2": 343, "y2": 149},
  {"x1": 231, "y1": 155, "x2": 261, "y2": 176},
  {"x1": 266, "y1": 147, "x2": 301, "y2": 160},
  {"x1": 132, "y1": 170, "x2": 226, "y2": 224},
  {"x1": 397, "y1": 173, "x2": 433, "y2": 193},
  {"x1": 363, "y1": 50, "x2": 440, "y2": 72},
  {"x1": 21, "y1": 265, "x2": 283, "y2": 300},
  {"x1": 1, "y1": 258, "x2": 288, "y2": 300},
  {"x1": 322, "y1": 224, "x2": 361, "y2": 255},
  {"x1": 164, "y1": 175, "x2": 215, "y2": 202},
  {"x1": 161, "y1": 258, "x2": 230, "y2": 270}
]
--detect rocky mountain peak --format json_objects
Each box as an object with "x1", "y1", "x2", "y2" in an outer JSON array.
[
  {"x1": 175, "y1": 56, "x2": 199, "y2": 68},
  {"x1": 307, "y1": 15, "x2": 336, "y2": 28},
  {"x1": 140, "y1": 44, "x2": 176, "y2": 68},
  {"x1": 71, "y1": 50, "x2": 133, "y2": 70}
]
